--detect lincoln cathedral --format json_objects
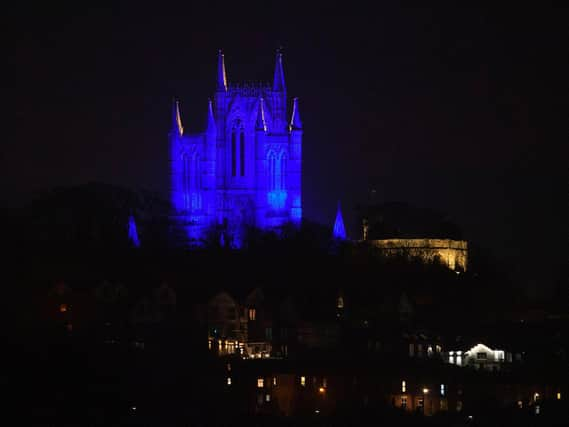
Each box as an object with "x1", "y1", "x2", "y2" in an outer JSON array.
[{"x1": 169, "y1": 51, "x2": 302, "y2": 246}]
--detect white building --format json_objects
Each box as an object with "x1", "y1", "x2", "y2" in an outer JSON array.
[{"x1": 447, "y1": 343, "x2": 511, "y2": 371}]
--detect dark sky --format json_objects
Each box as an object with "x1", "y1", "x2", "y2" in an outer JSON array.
[{"x1": 4, "y1": 3, "x2": 567, "y2": 296}]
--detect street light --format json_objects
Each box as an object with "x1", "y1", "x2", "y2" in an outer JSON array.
[{"x1": 422, "y1": 388, "x2": 429, "y2": 415}]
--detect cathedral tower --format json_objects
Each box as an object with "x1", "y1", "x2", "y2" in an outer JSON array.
[{"x1": 169, "y1": 50, "x2": 302, "y2": 246}]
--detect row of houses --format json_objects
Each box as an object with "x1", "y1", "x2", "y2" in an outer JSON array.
[{"x1": 41, "y1": 280, "x2": 526, "y2": 369}]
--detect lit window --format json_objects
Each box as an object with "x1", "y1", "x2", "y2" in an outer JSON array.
[
  {"x1": 557, "y1": 392, "x2": 561, "y2": 400},
  {"x1": 440, "y1": 384, "x2": 445, "y2": 396},
  {"x1": 401, "y1": 380, "x2": 406, "y2": 393},
  {"x1": 533, "y1": 392, "x2": 539, "y2": 402},
  {"x1": 517, "y1": 400, "x2": 523, "y2": 409},
  {"x1": 265, "y1": 394, "x2": 270, "y2": 402},
  {"x1": 318, "y1": 387, "x2": 325, "y2": 394},
  {"x1": 535, "y1": 405, "x2": 540, "y2": 415},
  {"x1": 401, "y1": 396, "x2": 407, "y2": 409},
  {"x1": 59, "y1": 304, "x2": 68, "y2": 313},
  {"x1": 423, "y1": 388, "x2": 429, "y2": 394},
  {"x1": 300, "y1": 376, "x2": 306, "y2": 386},
  {"x1": 248, "y1": 308, "x2": 256, "y2": 321},
  {"x1": 273, "y1": 377, "x2": 277, "y2": 386},
  {"x1": 227, "y1": 363, "x2": 231, "y2": 371},
  {"x1": 257, "y1": 378, "x2": 264, "y2": 388},
  {"x1": 227, "y1": 377, "x2": 231, "y2": 386},
  {"x1": 427, "y1": 346, "x2": 433, "y2": 356},
  {"x1": 208, "y1": 339, "x2": 212, "y2": 350},
  {"x1": 337, "y1": 296, "x2": 344, "y2": 309}
]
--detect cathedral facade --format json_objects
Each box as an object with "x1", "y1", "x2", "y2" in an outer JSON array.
[{"x1": 169, "y1": 51, "x2": 302, "y2": 246}]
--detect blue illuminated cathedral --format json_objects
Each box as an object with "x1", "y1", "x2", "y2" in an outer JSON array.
[{"x1": 169, "y1": 51, "x2": 302, "y2": 246}]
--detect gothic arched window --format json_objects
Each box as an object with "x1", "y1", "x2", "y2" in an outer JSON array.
[
  {"x1": 182, "y1": 151, "x2": 201, "y2": 211},
  {"x1": 240, "y1": 131, "x2": 245, "y2": 177},
  {"x1": 231, "y1": 131, "x2": 237, "y2": 177},
  {"x1": 278, "y1": 152, "x2": 287, "y2": 191},
  {"x1": 268, "y1": 151, "x2": 277, "y2": 191},
  {"x1": 267, "y1": 150, "x2": 287, "y2": 210}
]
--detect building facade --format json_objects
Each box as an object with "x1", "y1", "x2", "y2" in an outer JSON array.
[
  {"x1": 368, "y1": 238, "x2": 468, "y2": 271},
  {"x1": 169, "y1": 51, "x2": 302, "y2": 246}
]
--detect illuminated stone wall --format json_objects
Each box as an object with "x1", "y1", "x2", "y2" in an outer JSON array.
[
  {"x1": 368, "y1": 238, "x2": 468, "y2": 271},
  {"x1": 169, "y1": 51, "x2": 302, "y2": 247}
]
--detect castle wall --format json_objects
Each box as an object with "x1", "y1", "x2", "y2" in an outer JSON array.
[{"x1": 369, "y1": 239, "x2": 468, "y2": 271}]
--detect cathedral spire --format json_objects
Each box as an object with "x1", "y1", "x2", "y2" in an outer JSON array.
[
  {"x1": 127, "y1": 215, "x2": 141, "y2": 248},
  {"x1": 207, "y1": 99, "x2": 216, "y2": 133},
  {"x1": 217, "y1": 49, "x2": 227, "y2": 91},
  {"x1": 171, "y1": 98, "x2": 183, "y2": 137},
  {"x1": 273, "y1": 49, "x2": 286, "y2": 92},
  {"x1": 255, "y1": 98, "x2": 267, "y2": 131},
  {"x1": 333, "y1": 201, "x2": 347, "y2": 240},
  {"x1": 290, "y1": 97, "x2": 302, "y2": 130}
]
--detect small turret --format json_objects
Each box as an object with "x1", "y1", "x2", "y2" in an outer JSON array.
[
  {"x1": 170, "y1": 98, "x2": 184, "y2": 137},
  {"x1": 333, "y1": 201, "x2": 347, "y2": 240},
  {"x1": 290, "y1": 97, "x2": 302, "y2": 130},
  {"x1": 127, "y1": 215, "x2": 141, "y2": 248},
  {"x1": 255, "y1": 98, "x2": 267, "y2": 132},
  {"x1": 217, "y1": 50, "x2": 228, "y2": 92},
  {"x1": 273, "y1": 50, "x2": 286, "y2": 93},
  {"x1": 206, "y1": 99, "x2": 216, "y2": 134}
]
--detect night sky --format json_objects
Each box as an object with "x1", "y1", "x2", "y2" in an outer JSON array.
[{"x1": 4, "y1": 4, "x2": 567, "y2": 296}]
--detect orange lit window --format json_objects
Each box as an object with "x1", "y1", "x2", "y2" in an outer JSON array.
[
  {"x1": 257, "y1": 378, "x2": 264, "y2": 388},
  {"x1": 300, "y1": 376, "x2": 306, "y2": 386},
  {"x1": 248, "y1": 308, "x2": 256, "y2": 321},
  {"x1": 59, "y1": 304, "x2": 68, "y2": 313}
]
